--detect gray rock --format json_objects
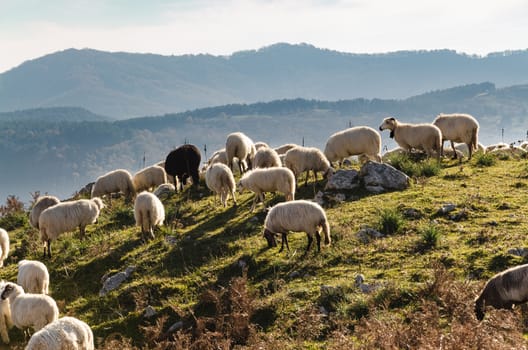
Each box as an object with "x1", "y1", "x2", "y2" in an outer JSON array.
[
  {"x1": 314, "y1": 191, "x2": 325, "y2": 206},
  {"x1": 325, "y1": 169, "x2": 360, "y2": 191},
  {"x1": 289, "y1": 270, "x2": 301, "y2": 278},
  {"x1": 508, "y1": 247, "x2": 528, "y2": 257},
  {"x1": 359, "y1": 162, "x2": 410, "y2": 193},
  {"x1": 356, "y1": 227, "x2": 384, "y2": 243},
  {"x1": 403, "y1": 208, "x2": 423, "y2": 219},
  {"x1": 99, "y1": 266, "x2": 136, "y2": 296},
  {"x1": 437, "y1": 203, "x2": 456, "y2": 215},
  {"x1": 144, "y1": 305, "x2": 157, "y2": 318},
  {"x1": 165, "y1": 236, "x2": 178, "y2": 245},
  {"x1": 167, "y1": 321, "x2": 184, "y2": 333}
]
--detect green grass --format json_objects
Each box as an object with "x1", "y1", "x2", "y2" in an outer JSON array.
[{"x1": 3, "y1": 156, "x2": 528, "y2": 348}]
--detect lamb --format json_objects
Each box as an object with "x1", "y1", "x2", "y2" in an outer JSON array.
[
  {"x1": 0, "y1": 282, "x2": 58, "y2": 332},
  {"x1": 25, "y1": 316, "x2": 94, "y2": 350},
  {"x1": 205, "y1": 163, "x2": 237, "y2": 207},
  {"x1": 225, "y1": 132, "x2": 256, "y2": 174},
  {"x1": 91, "y1": 169, "x2": 135, "y2": 200},
  {"x1": 238, "y1": 168, "x2": 295, "y2": 212},
  {"x1": 379, "y1": 117, "x2": 442, "y2": 160},
  {"x1": 133, "y1": 165, "x2": 167, "y2": 192},
  {"x1": 263, "y1": 200, "x2": 331, "y2": 254},
  {"x1": 253, "y1": 147, "x2": 282, "y2": 168},
  {"x1": 39, "y1": 197, "x2": 104, "y2": 258},
  {"x1": 134, "y1": 191, "x2": 165, "y2": 240},
  {"x1": 29, "y1": 196, "x2": 60, "y2": 230},
  {"x1": 432, "y1": 113, "x2": 480, "y2": 160},
  {"x1": 274, "y1": 143, "x2": 298, "y2": 155},
  {"x1": 0, "y1": 229, "x2": 8, "y2": 268},
  {"x1": 474, "y1": 263, "x2": 528, "y2": 321},
  {"x1": 284, "y1": 146, "x2": 334, "y2": 186},
  {"x1": 164, "y1": 144, "x2": 201, "y2": 191},
  {"x1": 324, "y1": 126, "x2": 382, "y2": 166},
  {"x1": 17, "y1": 260, "x2": 49, "y2": 294}
]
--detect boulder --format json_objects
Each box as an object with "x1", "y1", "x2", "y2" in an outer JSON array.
[
  {"x1": 325, "y1": 169, "x2": 360, "y2": 191},
  {"x1": 359, "y1": 162, "x2": 410, "y2": 194}
]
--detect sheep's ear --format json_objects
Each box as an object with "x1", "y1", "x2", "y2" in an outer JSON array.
[{"x1": 388, "y1": 117, "x2": 396, "y2": 122}]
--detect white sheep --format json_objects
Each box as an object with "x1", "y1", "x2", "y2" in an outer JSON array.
[
  {"x1": 485, "y1": 142, "x2": 508, "y2": 153},
  {"x1": 225, "y1": 132, "x2": 256, "y2": 173},
  {"x1": 134, "y1": 191, "x2": 165, "y2": 240},
  {"x1": 0, "y1": 282, "x2": 58, "y2": 332},
  {"x1": 205, "y1": 163, "x2": 237, "y2": 208},
  {"x1": 254, "y1": 141, "x2": 270, "y2": 151},
  {"x1": 455, "y1": 142, "x2": 486, "y2": 157},
  {"x1": 29, "y1": 196, "x2": 60, "y2": 230},
  {"x1": 238, "y1": 168, "x2": 295, "y2": 212},
  {"x1": 133, "y1": 165, "x2": 167, "y2": 192},
  {"x1": 17, "y1": 260, "x2": 49, "y2": 295},
  {"x1": 263, "y1": 200, "x2": 331, "y2": 254},
  {"x1": 0, "y1": 229, "x2": 8, "y2": 268},
  {"x1": 433, "y1": 113, "x2": 480, "y2": 160},
  {"x1": 324, "y1": 126, "x2": 382, "y2": 166},
  {"x1": 253, "y1": 147, "x2": 282, "y2": 168},
  {"x1": 39, "y1": 198, "x2": 104, "y2": 258},
  {"x1": 284, "y1": 146, "x2": 334, "y2": 186},
  {"x1": 91, "y1": 169, "x2": 135, "y2": 200},
  {"x1": 379, "y1": 117, "x2": 442, "y2": 160},
  {"x1": 0, "y1": 284, "x2": 12, "y2": 344},
  {"x1": 153, "y1": 183, "x2": 176, "y2": 199},
  {"x1": 207, "y1": 148, "x2": 229, "y2": 166},
  {"x1": 475, "y1": 263, "x2": 528, "y2": 321},
  {"x1": 25, "y1": 316, "x2": 94, "y2": 350},
  {"x1": 274, "y1": 143, "x2": 298, "y2": 155}
]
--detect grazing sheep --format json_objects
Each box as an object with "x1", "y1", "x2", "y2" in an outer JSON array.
[
  {"x1": 225, "y1": 132, "x2": 256, "y2": 173},
  {"x1": 164, "y1": 144, "x2": 201, "y2": 191},
  {"x1": 0, "y1": 282, "x2": 58, "y2": 332},
  {"x1": 207, "y1": 148, "x2": 229, "y2": 166},
  {"x1": 254, "y1": 141, "x2": 270, "y2": 151},
  {"x1": 39, "y1": 198, "x2": 104, "y2": 258},
  {"x1": 17, "y1": 260, "x2": 49, "y2": 295},
  {"x1": 0, "y1": 229, "x2": 8, "y2": 268},
  {"x1": 205, "y1": 163, "x2": 237, "y2": 207},
  {"x1": 433, "y1": 113, "x2": 480, "y2": 160},
  {"x1": 25, "y1": 316, "x2": 94, "y2": 350},
  {"x1": 474, "y1": 264, "x2": 528, "y2": 321},
  {"x1": 263, "y1": 200, "x2": 331, "y2": 254},
  {"x1": 253, "y1": 147, "x2": 282, "y2": 168},
  {"x1": 0, "y1": 289, "x2": 12, "y2": 344},
  {"x1": 153, "y1": 183, "x2": 176, "y2": 199},
  {"x1": 134, "y1": 191, "x2": 165, "y2": 240},
  {"x1": 324, "y1": 126, "x2": 382, "y2": 166},
  {"x1": 238, "y1": 168, "x2": 295, "y2": 212},
  {"x1": 489, "y1": 145, "x2": 527, "y2": 158},
  {"x1": 455, "y1": 142, "x2": 486, "y2": 157},
  {"x1": 284, "y1": 146, "x2": 334, "y2": 186},
  {"x1": 29, "y1": 196, "x2": 60, "y2": 230},
  {"x1": 379, "y1": 117, "x2": 442, "y2": 160},
  {"x1": 133, "y1": 165, "x2": 167, "y2": 192},
  {"x1": 274, "y1": 143, "x2": 298, "y2": 155},
  {"x1": 91, "y1": 169, "x2": 135, "y2": 200},
  {"x1": 485, "y1": 142, "x2": 508, "y2": 153}
]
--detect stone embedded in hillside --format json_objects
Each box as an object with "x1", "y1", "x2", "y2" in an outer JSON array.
[
  {"x1": 143, "y1": 305, "x2": 157, "y2": 318},
  {"x1": 356, "y1": 226, "x2": 384, "y2": 243},
  {"x1": 359, "y1": 162, "x2": 410, "y2": 194},
  {"x1": 508, "y1": 247, "x2": 528, "y2": 257},
  {"x1": 314, "y1": 191, "x2": 348, "y2": 206},
  {"x1": 99, "y1": 266, "x2": 136, "y2": 297},
  {"x1": 436, "y1": 203, "x2": 456, "y2": 216},
  {"x1": 403, "y1": 208, "x2": 423, "y2": 220},
  {"x1": 325, "y1": 169, "x2": 360, "y2": 191}
]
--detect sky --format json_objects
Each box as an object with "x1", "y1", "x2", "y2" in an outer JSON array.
[{"x1": 1, "y1": 0, "x2": 528, "y2": 73}]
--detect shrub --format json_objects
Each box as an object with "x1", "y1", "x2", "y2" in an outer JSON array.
[
  {"x1": 418, "y1": 224, "x2": 441, "y2": 251},
  {"x1": 377, "y1": 208, "x2": 404, "y2": 235},
  {"x1": 386, "y1": 153, "x2": 441, "y2": 177},
  {"x1": 473, "y1": 152, "x2": 496, "y2": 167}
]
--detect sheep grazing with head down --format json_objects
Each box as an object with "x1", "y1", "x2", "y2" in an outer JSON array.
[
  {"x1": 133, "y1": 165, "x2": 167, "y2": 192},
  {"x1": 0, "y1": 282, "x2": 59, "y2": 333},
  {"x1": 253, "y1": 147, "x2": 282, "y2": 168},
  {"x1": 38, "y1": 197, "x2": 104, "y2": 258},
  {"x1": 0, "y1": 229, "x2": 8, "y2": 268},
  {"x1": 263, "y1": 200, "x2": 331, "y2": 254},
  {"x1": 29, "y1": 196, "x2": 60, "y2": 230},
  {"x1": 226, "y1": 132, "x2": 256, "y2": 174},
  {"x1": 25, "y1": 316, "x2": 94, "y2": 350},
  {"x1": 205, "y1": 163, "x2": 237, "y2": 208},
  {"x1": 91, "y1": 169, "x2": 135, "y2": 201},
  {"x1": 134, "y1": 191, "x2": 165, "y2": 241},
  {"x1": 164, "y1": 144, "x2": 201, "y2": 191},
  {"x1": 475, "y1": 263, "x2": 528, "y2": 321},
  {"x1": 238, "y1": 167, "x2": 295, "y2": 212},
  {"x1": 433, "y1": 113, "x2": 480, "y2": 160},
  {"x1": 284, "y1": 146, "x2": 334, "y2": 186},
  {"x1": 274, "y1": 143, "x2": 298, "y2": 155},
  {"x1": 153, "y1": 183, "x2": 176, "y2": 200},
  {"x1": 379, "y1": 117, "x2": 442, "y2": 160},
  {"x1": 17, "y1": 260, "x2": 49, "y2": 295},
  {"x1": 324, "y1": 126, "x2": 382, "y2": 166}
]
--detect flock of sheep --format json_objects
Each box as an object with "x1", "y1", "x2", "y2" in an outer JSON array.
[{"x1": 0, "y1": 112, "x2": 527, "y2": 348}]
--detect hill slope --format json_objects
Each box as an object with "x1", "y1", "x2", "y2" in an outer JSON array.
[
  {"x1": 1, "y1": 154, "x2": 528, "y2": 348},
  {"x1": 2, "y1": 44, "x2": 528, "y2": 118}
]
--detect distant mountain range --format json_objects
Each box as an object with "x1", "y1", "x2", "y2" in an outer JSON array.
[
  {"x1": 2, "y1": 43, "x2": 528, "y2": 118},
  {"x1": 1, "y1": 81, "x2": 528, "y2": 204}
]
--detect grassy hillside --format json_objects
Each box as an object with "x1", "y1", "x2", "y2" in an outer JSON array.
[{"x1": 2, "y1": 152, "x2": 528, "y2": 349}]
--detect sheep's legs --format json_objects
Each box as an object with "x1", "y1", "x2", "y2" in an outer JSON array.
[
  {"x1": 450, "y1": 140, "x2": 458, "y2": 159},
  {"x1": 315, "y1": 231, "x2": 322, "y2": 252},
  {"x1": 279, "y1": 233, "x2": 289, "y2": 253},
  {"x1": 304, "y1": 234, "x2": 313, "y2": 255},
  {"x1": 46, "y1": 239, "x2": 51, "y2": 258}
]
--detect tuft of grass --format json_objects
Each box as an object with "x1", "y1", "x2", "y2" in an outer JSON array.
[
  {"x1": 417, "y1": 224, "x2": 441, "y2": 251},
  {"x1": 386, "y1": 153, "x2": 441, "y2": 177},
  {"x1": 473, "y1": 152, "x2": 496, "y2": 167},
  {"x1": 377, "y1": 208, "x2": 404, "y2": 235}
]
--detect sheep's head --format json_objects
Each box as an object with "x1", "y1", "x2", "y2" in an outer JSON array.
[
  {"x1": 263, "y1": 229, "x2": 277, "y2": 248},
  {"x1": 379, "y1": 117, "x2": 397, "y2": 132},
  {"x1": 354, "y1": 274, "x2": 365, "y2": 287},
  {"x1": 0, "y1": 282, "x2": 17, "y2": 300},
  {"x1": 237, "y1": 180, "x2": 247, "y2": 194}
]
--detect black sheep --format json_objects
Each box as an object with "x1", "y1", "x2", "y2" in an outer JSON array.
[{"x1": 164, "y1": 144, "x2": 201, "y2": 191}]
